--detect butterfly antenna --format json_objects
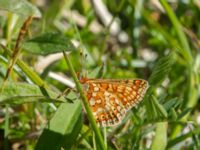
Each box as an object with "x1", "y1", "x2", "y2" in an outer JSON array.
[
  {"x1": 84, "y1": 53, "x2": 88, "y2": 78},
  {"x1": 79, "y1": 48, "x2": 84, "y2": 75}
]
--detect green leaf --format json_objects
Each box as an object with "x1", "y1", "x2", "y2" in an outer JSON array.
[
  {"x1": 169, "y1": 108, "x2": 178, "y2": 121},
  {"x1": 151, "y1": 122, "x2": 168, "y2": 150},
  {"x1": 0, "y1": 82, "x2": 65, "y2": 105},
  {"x1": 149, "y1": 54, "x2": 174, "y2": 86},
  {"x1": 163, "y1": 97, "x2": 180, "y2": 111},
  {"x1": 145, "y1": 94, "x2": 159, "y2": 120},
  {"x1": 177, "y1": 107, "x2": 192, "y2": 120},
  {"x1": 151, "y1": 95, "x2": 168, "y2": 118},
  {"x1": 0, "y1": 0, "x2": 41, "y2": 18},
  {"x1": 22, "y1": 33, "x2": 76, "y2": 55},
  {"x1": 35, "y1": 100, "x2": 82, "y2": 150}
]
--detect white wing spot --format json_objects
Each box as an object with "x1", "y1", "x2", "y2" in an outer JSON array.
[
  {"x1": 102, "y1": 120, "x2": 107, "y2": 126},
  {"x1": 89, "y1": 98, "x2": 96, "y2": 106},
  {"x1": 92, "y1": 92, "x2": 97, "y2": 97},
  {"x1": 105, "y1": 97, "x2": 109, "y2": 101},
  {"x1": 138, "y1": 88, "x2": 143, "y2": 93},
  {"x1": 94, "y1": 86, "x2": 99, "y2": 92},
  {"x1": 96, "y1": 99, "x2": 102, "y2": 104},
  {"x1": 97, "y1": 108, "x2": 104, "y2": 113},
  {"x1": 104, "y1": 91, "x2": 110, "y2": 97},
  {"x1": 117, "y1": 106, "x2": 121, "y2": 111}
]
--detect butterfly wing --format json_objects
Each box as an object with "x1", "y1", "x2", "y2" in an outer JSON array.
[
  {"x1": 83, "y1": 79, "x2": 148, "y2": 127},
  {"x1": 84, "y1": 82, "x2": 126, "y2": 127}
]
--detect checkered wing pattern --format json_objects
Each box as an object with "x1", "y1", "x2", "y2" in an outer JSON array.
[{"x1": 81, "y1": 79, "x2": 148, "y2": 127}]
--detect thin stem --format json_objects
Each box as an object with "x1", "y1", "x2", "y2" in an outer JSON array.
[
  {"x1": 103, "y1": 127, "x2": 107, "y2": 149},
  {"x1": 63, "y1": 52, "x2": 106, "y2": 150}
]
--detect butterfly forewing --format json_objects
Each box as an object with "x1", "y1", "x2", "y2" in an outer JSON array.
[{"x1": 81, "y1": 79, "x2": 148, "y2": 127}]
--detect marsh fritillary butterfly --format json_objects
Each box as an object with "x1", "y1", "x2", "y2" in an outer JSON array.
[{"x1": 80, "y1": 78, "x2": 148, "y2": 127}]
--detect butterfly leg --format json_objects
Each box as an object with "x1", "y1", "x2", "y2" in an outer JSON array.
[{"x1": 56, "y1": 87, "x2": 77, "y2": 99}]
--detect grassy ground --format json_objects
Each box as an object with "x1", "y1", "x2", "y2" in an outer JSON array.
[{"x1": 0, "y1": 0, "x2": 200, "y2": 149}]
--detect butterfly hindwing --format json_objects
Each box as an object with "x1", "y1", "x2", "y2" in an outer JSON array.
[{"x1": 85, "y1": 82, "x2": 126, "y2": 127}]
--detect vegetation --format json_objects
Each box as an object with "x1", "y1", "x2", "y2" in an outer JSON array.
[{"x1": 0, "y1": 0, "x2": 200, "y2": 149}]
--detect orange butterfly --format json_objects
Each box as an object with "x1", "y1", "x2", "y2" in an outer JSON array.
[{"x1": 80, "y1": 78, "x2": 149, "y2": 127}]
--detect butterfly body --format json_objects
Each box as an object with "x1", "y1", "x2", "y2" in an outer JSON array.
[{"x1": 80, "y1": 78, "x2": 149, "y2": 127}]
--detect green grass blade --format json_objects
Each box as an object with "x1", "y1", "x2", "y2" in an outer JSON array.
[
  {"x1": 167, "y1": 128, "x2": 200, "y2": 148},
  {"x1": 1, "y1": 45, "x2": 48, "y2": 88},
  {"x1": 4, "y1": 104, "x2": 9, "y2": 150},
  {"x1": 160, "y1": 0, "x2": 193, "y2": 64}
]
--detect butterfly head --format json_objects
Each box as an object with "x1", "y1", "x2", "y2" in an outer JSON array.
[
  {"x1": 77, "y1": 72, "x2": 89, "y2": 84},
  {"x1": 79, "y1": 77, "x2": 89, "y2": 84}
]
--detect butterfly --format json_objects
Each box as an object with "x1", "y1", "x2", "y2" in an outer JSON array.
[{"x1": 80, "y1": 77, "x2": 149, "y2": 127}]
